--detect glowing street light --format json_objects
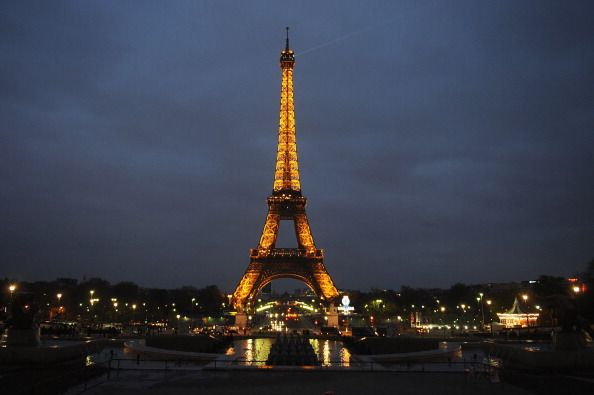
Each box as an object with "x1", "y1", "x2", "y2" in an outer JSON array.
[
  {"x1": 521, "y1": 294, "x2": 530, "y2": 327},
  {"x1": 88, "y1": 290, "x2": 97, "y2": 307},
  {"x1": 477, "y1": 293, "x2": 485, "y2": 330},
  {"x1": 9, "y1": 284, "x2": 17, "y2": 303},
  {"x1": 572, "y1": 285, "x2": 580, "y2": 294},
  {"x1": 8, "y1": 284, "x2": 17, "y2": 310}
]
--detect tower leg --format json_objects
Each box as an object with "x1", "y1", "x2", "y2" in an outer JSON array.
[
  {"x1": 326, "y1": 303, "x2": 339, "y2": 328},
  {"x1": 235, "y1": 312, "x2": 248, "y2": 331}
]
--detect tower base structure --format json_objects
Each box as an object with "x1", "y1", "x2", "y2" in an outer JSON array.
[
  {"x1": 232, "y1": 249, "x2": 338, "y2": 311},
  {"x1": 235, "y1": 312, "x2": 248, "y2": 330},
  {"x1": 326, "y1": 303, "x2": 339, "y2": 328}
]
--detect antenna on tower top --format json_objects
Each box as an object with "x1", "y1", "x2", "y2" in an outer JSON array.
[{"x1": 285, "y1": 26, "x2": 290, "y2": 50}]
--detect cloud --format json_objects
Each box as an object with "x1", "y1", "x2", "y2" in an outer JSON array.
[{"x1": 1, "y1": 0, "x2": 593, "y2": 291}]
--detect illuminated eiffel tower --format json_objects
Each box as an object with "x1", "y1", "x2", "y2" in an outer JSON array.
[{"x1": 232, "y1": 29, "x2": 339, "y2": 311}]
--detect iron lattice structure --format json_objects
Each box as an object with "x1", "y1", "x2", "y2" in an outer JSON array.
[{"x1": 232, "y1": 31, "x2": 339, "y2": 311}]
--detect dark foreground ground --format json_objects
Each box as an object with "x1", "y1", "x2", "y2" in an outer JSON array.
[{"x1": 74, "y1": 370, "x2": 532, "y2": 395}]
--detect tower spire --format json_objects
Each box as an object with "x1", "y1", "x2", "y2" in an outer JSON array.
[
  {"x1": 285, "y1": 26, "x2": 290, "y2": 51},
  {"x1": 275, "y1": 28, "x2": 299, "y2": 192}
]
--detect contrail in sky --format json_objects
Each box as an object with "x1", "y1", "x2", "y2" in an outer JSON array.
[{"x1": 297, "y1": 0, "x2": 436, "y2": 57}]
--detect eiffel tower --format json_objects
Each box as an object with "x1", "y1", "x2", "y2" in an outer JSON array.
[{"x1": 232, "y1": 29, "x2": 339, "y2": 311}]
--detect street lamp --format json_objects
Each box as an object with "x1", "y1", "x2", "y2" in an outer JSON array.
[
  {"x1": 572, "y1": 286, "x2": 580, "y2": 294},
  {"x1": 521, "y1": 294, "x2": 529, "y2": 327},
  {"x1": 477, "y1": 293, "x2": 485, "y2": 331},
  {"x1": 7, "y1": 284, "x2": 17, "y2": 314},
  {"x1": 54, "y1": 293, "x2": 63, "y2": 319},
  {"x1": 9, "y1": 284, "x2": 16, "y2": 301}
]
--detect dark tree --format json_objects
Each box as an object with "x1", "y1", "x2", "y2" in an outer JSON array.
[
  {"x1": 196, "y1": 285, "x2": 225, "y2": 314},
  {"x1": 533, "y1": 275, "x2": 566, "y2": 298},
  {"x1": 113, "y1": 281, "x2": 140, "y2": 302}
]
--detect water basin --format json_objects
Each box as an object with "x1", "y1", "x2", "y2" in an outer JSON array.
[{"x1": 225, "y1": 338, "x2": 351, "y2": 367}]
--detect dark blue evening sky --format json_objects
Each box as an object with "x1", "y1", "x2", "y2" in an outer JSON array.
[{"x1": 1, "y1": 1, "x2": 593, "y2": 291}]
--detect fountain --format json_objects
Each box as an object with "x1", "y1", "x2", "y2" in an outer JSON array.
[{"x1": 266, "y1": 333, "x2": 318, "y2": 366}]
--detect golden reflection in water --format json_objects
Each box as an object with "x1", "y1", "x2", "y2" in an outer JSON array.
[
  {"x1": 245, "y1": 338, "x2": 254, "y2": 364},
  {"x1": 231, "y1": 338, "x2": 273, "y2": 366},
  {"x1": 309, "y1": 338, "x2": 319, "y2": 360},
  {"x1": 322, "y1": 340, "x2": 330, "y2": 366},
  {"x1": 340, "y1": 346, "x2": 351, "y2": 367},
  {"x1": 307, "y1": 339, "x2": 350, "y2": 367}
]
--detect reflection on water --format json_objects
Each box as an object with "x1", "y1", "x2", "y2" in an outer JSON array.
[
  {"x1": 341, "y1": 345, "x2": 351, "y2": 366},
  {"x1": 309, "y1": 339, "x2": 351, "y2": 367},
  {"x1": 226, "y1": 338, "x2": 350, "y2": 367},
  {"x1": 227, "y1": 338, "x2": 274, "y2": 366}
]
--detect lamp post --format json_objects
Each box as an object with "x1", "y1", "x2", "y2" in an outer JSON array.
[
  {"x1": 89, "y1": 290, "x2": 95, "y2": 323},
  {"x1": 7, "y1": 284, "x2": 16, "y2": 314},
  {"x1": 485, "y1": 300, "x2": 492, "y2": 333},
  {"x1": 56, "y1": 293, "x2": 63, "y2": 319},
  {"x1": 522, "y1": 294, "x2": 529, "y2": 327},
  {"x1": 477, "y1": 293, "x2": 485, "y2": 331},
  {"x1": 9, "y1": 284, "x2": 16, "y2": 302},
  {"x1": 479, "y1": 292, "x2": 485, "y2": 331}
]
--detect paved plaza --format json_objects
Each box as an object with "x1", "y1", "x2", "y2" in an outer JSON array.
[{"x1": 78, "y1": 370, "x2": 532, "y2": 395}]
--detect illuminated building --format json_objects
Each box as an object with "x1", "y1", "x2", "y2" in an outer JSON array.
[
  {"x1": 232, "y1": 29, "x2": 339, "y2": 310},
  {"x1": 496, "y1": 297, "x2": 539, "y2": 328}
]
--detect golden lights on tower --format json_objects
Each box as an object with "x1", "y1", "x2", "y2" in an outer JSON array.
[
  {"x1": 231, "y1": 29, "x2": 339, "y2": 310},
  {"x1": 273, "y1": 31, "x2": 300, "y2": 192}
]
